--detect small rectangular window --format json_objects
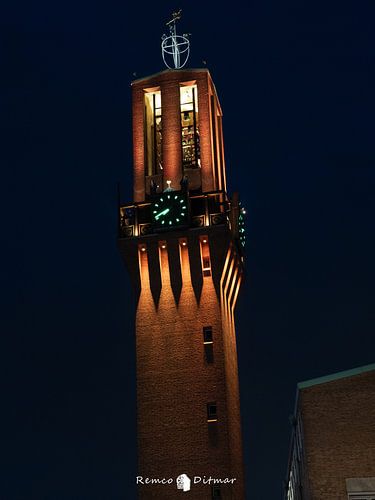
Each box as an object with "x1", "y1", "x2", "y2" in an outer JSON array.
[
  {"x1": 203, "y1": 326, "x2": 214, "y2": 363},
  {"x1": 212, "y1": 486, "x2": 221, "y2": 498},
  {"x1": 203, "y1": 326, "x2": 213, "y2": 344},
  {"x1": 202, "y1": 257, "x2": 211, "y2": 276},
  {"x1": 207, "y1": 402, "x2": 217, "y2": 422}
]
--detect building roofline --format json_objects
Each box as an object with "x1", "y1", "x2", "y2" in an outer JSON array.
[
  {"x1": 284, "y1": 362, "x2": 375, "y2": 498},
  {"x1": 131, "y1": 68, "x2": 211, "y2": 85},
  {"x1": 297, "y1": 362, "x2": 375, "y2": 390}
]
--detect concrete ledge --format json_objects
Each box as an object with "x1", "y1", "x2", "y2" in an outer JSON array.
[{"x1": 346, "y1": 477, "x2": 375, "y2": 493}]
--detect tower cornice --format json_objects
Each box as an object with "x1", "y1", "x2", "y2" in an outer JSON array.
[{"x1": 131, "y1": 68, "x2": 211, "y2": 85}]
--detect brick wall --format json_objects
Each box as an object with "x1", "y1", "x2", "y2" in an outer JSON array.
[
  {"x1": 123, "y1": 68, "x2": 245, "y2": 498},
  {"x1": 131, "y1": 69, "x2": 222, "y2": 201},
  {"x1": 300, "y1": 370, "x2": 375, "y2": 499},
  {"x1": 120, "y1": 229, "x2": 245, "y2": 499}
]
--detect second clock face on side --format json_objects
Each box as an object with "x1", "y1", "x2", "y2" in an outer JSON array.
[{"x1": 152, "y1": 192, "x2": 188, "y2": 230}]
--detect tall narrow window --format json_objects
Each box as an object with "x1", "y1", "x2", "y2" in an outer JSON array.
[
  {"x1": 217, "y1": 116, "x2": 226, "y2": 192},
  {"x1": 144, "y1": 90, "x2": 162, "y2": 176},
  {"x1": 180, "y1": 84, "x2": 200, "y2": 169},
  {"x1": 200, "y1": 237, "x2": 211, "y2": 276},
  {"x1": 210, "y1": 95, "x2": 220, "y2": 190},
  {"x1": 203, "y1": 327, "x2": 214, "y2": 364}
]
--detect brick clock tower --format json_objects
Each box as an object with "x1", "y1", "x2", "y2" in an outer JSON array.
[{"x1": 118, "y1": 31, "x2": 246, "y2": 499}]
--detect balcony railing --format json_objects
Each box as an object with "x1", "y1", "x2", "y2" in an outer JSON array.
[{"x1": 119, "y1": 190, "x2": 231, "y2": 238}]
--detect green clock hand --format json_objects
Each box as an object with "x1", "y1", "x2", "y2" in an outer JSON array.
[{"x1": 155, "y1": 208, "x2": 170, "y2": 220}]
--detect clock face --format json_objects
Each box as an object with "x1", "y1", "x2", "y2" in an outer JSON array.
[{"x1": 152, "y1": 192, "x2": 188, "y2": 230}]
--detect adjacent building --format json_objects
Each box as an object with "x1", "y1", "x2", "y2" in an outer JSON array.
[{"x1": 285, "y1": 363, "x2": 375, "y2": 500}]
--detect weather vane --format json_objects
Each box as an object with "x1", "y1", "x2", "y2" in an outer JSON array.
[{"x1": 161, "y1": 9, "x2": 190, "y2": 69}]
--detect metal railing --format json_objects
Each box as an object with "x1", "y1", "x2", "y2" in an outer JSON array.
[{"x1": 119, "y1": 190, "x2": 231, "y2": 238}]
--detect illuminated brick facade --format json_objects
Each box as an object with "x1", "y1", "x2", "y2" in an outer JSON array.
[
  {"x1": 119, "y1": 69, "x2": 245, "y2": 499},
  {"x1": 285, "y1": 364, "x2": 375, "y2": 500},
  {"x1": 131, "y1": 69, "x2": 226, "y2": 201}
]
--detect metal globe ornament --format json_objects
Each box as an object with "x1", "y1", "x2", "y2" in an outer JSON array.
[{"x1": 161, "y1": 10, "x2": 190, "y2": 70}]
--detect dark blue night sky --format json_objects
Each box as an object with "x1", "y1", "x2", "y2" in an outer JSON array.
[{"x1": 1, "y1": 1, "x2": 374, "y2": 498}]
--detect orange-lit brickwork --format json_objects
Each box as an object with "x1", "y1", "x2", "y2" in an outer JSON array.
[
  {"x1": 128, "y1": 231, "x2": 244, "y2": 499},
  {"x1": 119, "y1": 67, "x2": 245, "y2": 499},
  {"x1": 131, "y1": 69, "x2": 225, "y2": 202}
]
